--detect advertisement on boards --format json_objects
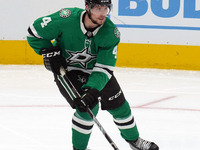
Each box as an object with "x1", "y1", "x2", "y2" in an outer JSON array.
[
  {"x1": 1, "y1": 0, "x2": 200, "y2": 45},
  {"x1": 111, "y1": 0, "x2": 200, "y2": 45}
]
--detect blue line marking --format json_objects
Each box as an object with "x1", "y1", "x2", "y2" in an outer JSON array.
[{"x1": 115, "y1": 24, "x2": 200, "y2": 31}]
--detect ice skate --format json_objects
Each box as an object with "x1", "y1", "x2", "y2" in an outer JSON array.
[{"x1": 126, "y1": 137, "x2": 159, "y2": 150}]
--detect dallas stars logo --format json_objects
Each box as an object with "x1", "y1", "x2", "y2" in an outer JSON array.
[{"x1": 66, "y1": 48, "x2": 96, "y2": 68}]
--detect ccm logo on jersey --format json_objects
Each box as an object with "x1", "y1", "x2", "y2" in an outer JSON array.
[
  {"x1": 109, "y1": 90, "x2": 122, "y2": 101},
  {"x1": 42, "y1": 51, "x2": 61, "y2": 58}
]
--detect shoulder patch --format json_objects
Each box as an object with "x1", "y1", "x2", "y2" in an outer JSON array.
[
  {"x1": 59, "y1": 8, "x2": 71, "y2": 18},
  {"x1": 114, "y1": 27, "x2": 120, "y2": 39}
]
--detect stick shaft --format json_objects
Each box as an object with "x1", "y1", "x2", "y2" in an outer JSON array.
[{"x1": 60, "y1": 67, "x2": 119, "y2": 150}]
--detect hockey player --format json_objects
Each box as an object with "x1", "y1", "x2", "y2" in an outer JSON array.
[{"x1": 27, "y1": 0, "x2": 159, "y2": 150}]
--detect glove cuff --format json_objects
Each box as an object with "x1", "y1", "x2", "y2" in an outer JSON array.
[{"x1": 87, "y1": 88, "x2": 101, "y2": 102}]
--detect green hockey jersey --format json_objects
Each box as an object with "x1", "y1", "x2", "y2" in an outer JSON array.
[{"x1": 27, "y1": 7, "x2": 120, "y2": 91}]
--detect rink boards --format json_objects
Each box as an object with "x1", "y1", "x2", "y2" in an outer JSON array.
[
  {"x1": 0, "y1": 40, "x2": 200, "y2": 71},
  {"x1": 1, "y1": 0, "x2": 200, "y2": 70}
]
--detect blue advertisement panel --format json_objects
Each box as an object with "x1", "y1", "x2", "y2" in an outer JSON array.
[{"x1": 111, "y1": 0, "x2": 200, "y2": 45}]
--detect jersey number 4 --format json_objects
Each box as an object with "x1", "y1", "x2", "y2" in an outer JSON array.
[{"x1": 41, "y1": 17, "x2": 52, "y2": 28}]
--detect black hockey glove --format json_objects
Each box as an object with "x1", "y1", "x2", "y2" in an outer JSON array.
[
  {"x1": 40, "y1": 46, "x2": 67, "y2": 75},
  {"x1": 74, "y1": 89, "x2": 101, "y2": 112}
]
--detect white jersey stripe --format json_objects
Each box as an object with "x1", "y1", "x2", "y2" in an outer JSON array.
[
  {"x1": 67, "y1": 66, "x2": 93, "y2": 74},
  {"x1": 72, "y1": 115, "x2": 94, "y2": 134},
  {"x1": 30, "y1": 23, "x2": 43, "y2": 39},
  {"x1": 95, "y1": 63, "x2": 115, "y2": 71},
  {"x1": 72, "y1": 124, "x2": 93, "y2": 134},
  {"x1": 116, "y1": 122, "x2": 136, "y2": 129},
  {"x1": 113, "y1": 115, "x2": 133, "y2": 124},
  {"x1": 73, "y1": 115, "x2": 94, "y2": 126},
  {"x1": 113, "y1": 115, "x2": 136, "y2": 129},
  {"x1": 93, "y1": 67, "x2": 112, "y2": 79}
]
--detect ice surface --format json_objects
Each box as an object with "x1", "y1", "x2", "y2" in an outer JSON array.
[{"x1": 0, "y1": 65, "x2": 200, "y2": 150}]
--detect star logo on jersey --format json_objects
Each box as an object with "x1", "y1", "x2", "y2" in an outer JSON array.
[
  {"x1": 59, "y1": 8, "x2": 71, "y2": 18},
  {"x1": 66, "y1": 48, "x2": 96, "y2": 68}
]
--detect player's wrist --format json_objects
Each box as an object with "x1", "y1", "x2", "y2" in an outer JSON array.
[{"x1": 74, "y1": 88, "x2": 101, "y2": 112}]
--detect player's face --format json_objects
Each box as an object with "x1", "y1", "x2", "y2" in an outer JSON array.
[{"x1": 90, "y1": 5, "x2": 109, "y2": 25}]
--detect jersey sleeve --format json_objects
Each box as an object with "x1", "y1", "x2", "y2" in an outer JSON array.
[
  {"x1": 27, "y1": 9, "x2": 65, "y2": 54},
  {"x1": 82, "y1": 26, "x2": 120, "y2": 91}
]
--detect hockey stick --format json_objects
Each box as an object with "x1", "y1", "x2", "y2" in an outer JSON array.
[{"x1": 59, "y1": 67, "x2": 119, "y2": 150}]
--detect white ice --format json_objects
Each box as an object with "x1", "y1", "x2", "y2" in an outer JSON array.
[{"x1": 0, "y1": 65, "x2": 200, "y2": 150}]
